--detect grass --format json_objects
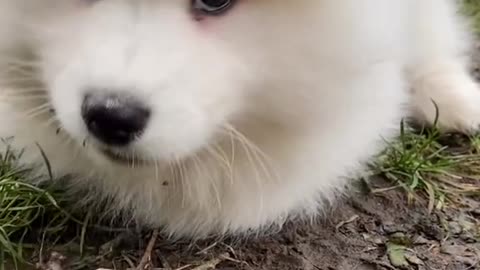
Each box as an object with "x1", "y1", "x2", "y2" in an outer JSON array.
[
  {"x1": 1, "y1": 1, "x2": 480, "y2": 269},
  {"x1": 371, "y1": 119, "x2": 480, "y2": 212},
  {"x1": 464, "y1": 0, "x2": 480, "y2": 34},
  {"x1": 0, "y1": 146, "x2": 75, "y2": 270}
]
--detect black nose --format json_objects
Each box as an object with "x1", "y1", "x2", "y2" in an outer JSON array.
[{"x1": 81, "y1": 92, "x2": 151, "y2": 146}]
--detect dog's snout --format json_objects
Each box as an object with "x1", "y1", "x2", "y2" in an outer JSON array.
[{"x1": 81, "y1": 92, "x2": 150, "y2": 146}]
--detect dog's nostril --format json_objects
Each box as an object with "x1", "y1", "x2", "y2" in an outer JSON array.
[{"x1": 81, "y1": 92, "x2": 151, "y2": 146}]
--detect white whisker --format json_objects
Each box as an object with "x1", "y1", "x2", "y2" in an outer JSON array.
[{"x1": 192, "y1": 153, "x2": 222, "y2": 210}]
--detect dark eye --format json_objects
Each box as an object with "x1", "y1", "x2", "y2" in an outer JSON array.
[{"x1": 191, "y1": 0, "x2": 235, "y2": 15}]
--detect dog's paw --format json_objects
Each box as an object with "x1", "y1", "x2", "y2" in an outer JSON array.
[{"x1": 412, "y1": 71, "x2": 480, "y2": 133}]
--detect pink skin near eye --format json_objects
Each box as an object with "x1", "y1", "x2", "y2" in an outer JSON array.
[{"x1": 192, "y1": 13, "x2": 222, "y2": 31}]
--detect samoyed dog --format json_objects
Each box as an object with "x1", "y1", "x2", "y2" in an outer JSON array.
[{"x1": 0, "y1": 0, "x2": 479, "y2": 238}]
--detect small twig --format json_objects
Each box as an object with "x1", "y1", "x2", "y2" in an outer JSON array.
[
  {"x1": 335, "y1": 215, "x2": 360, "y2": 231},
  {"x1": 156, "y1": 250, "x2": 172, "y2": 269},
  {"x1": 174, "y1": 265, "x2": 192, "y2": 270},
  {"x1": 190, "y1": 253, "x2": 230, "y2": 270},
  {"x1": 195, "y1": 242, "x2": 218, "y2": 255},
  {"x1": 136, "y1": 229, "x2": 160, "y2": 270}
]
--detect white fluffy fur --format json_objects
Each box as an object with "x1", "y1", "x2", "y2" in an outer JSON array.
[{"x1": 0, "y1": 0, "x2": 479, "y2": 238}]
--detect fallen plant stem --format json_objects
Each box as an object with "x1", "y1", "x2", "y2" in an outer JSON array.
[{"x1": 136, "y1": 229, "x2": 160, "y2": 270}]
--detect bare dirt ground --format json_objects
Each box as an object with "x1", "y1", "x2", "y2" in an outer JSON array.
[
  {"x1": 96, "y1": 179, "x2": 479, "y2": 270},
  {"x1": 40, "y1": 176, "x2": 475, "y2": 270}
]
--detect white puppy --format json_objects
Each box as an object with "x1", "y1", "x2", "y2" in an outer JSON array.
[{"x1": 0, "y1": 0, "x2": 478, "y2": 238}]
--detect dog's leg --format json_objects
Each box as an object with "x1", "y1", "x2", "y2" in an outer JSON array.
[{"x1": 409, "y1": 0, "x2": 480, "y2": 133}]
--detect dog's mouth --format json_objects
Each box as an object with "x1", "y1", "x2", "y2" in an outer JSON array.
[{"x1": 100, "y1": 148, "x2": 152, "y2": 166}]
